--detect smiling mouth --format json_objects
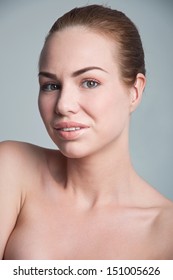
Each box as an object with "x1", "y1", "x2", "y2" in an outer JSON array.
[
  {"x1": 58, "y1": 127, "x2": 81, "y2": 132},
  {"x1": 54, "y1": 122, "x2": 89, "y2": 140}
]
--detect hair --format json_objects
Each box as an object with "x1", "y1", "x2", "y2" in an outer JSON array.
[{"x1": 43, "y1": 4, "x2": 146, "y2": 87}]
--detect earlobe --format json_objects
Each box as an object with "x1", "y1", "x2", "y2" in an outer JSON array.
[{"x1": 130, "y1": 73, "x2": 146, "y2": 113}]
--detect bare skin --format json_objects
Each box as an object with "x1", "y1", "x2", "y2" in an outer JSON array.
[
  {"x1": 1, "y1": 141, "x2": 173, "y2": 260},
  {"x1": 1, "y1": 26, "x2": 173, "y2": 260}
]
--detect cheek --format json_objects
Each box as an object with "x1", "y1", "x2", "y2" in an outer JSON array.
[
  {"x1": 38, "y1": 95, "x2": 53, "y2": 122},
  {"x1": 85, "y1": 92, "x2": 127, "y2": 121},
  {"x1": 38, "y1": 96, "x2": 45, "y2": 120},
  {"x1": 93, "y1": 91, "x2": 130, "y2": 132}
]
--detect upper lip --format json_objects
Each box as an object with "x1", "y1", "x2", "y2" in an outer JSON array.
[{"x1": 54, "y1": 121, "x2": 90, "y2": 130}]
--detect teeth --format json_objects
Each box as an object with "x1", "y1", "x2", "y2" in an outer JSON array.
[{"x1": 61, "y1": 127, "x2": 81, "y2": 131}]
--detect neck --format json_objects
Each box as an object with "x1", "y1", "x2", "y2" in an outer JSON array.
[{"x1": 65, "y1": 137, "x2": 135, "y2": 208}]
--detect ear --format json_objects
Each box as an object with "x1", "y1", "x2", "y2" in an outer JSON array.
[{"x1": 130, "y1": 73, "x2": 146, "y2": 113}]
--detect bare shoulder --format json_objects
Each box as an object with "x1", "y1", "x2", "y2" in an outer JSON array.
[
  {"x1": 144, "y1": 183, "x2": 173, "y2": 258},
  {"x1": 0, "y1": 140, "x2": 48, "y2": 258},
  {"x1": 0, "y1": 140, "x2": 46, "y2": 195},
  {"x1": 135, "y1": 177, "x2": 173, "y2": 258},
  {"x1": 143, "y1": 179, "x2": 173, "y2": 227},
  {"x1": 0, "y1": 140, "x2": 45, "y2": 163},
  {"x1": 157, "y1": 195, "x2": 173, "y2": 230},
  {"x1": 0, "y1": 140, "x2": 63, "y2": 188},
  {"x1": 155, "y1": 196, "x2": 173, "y2": 258},
  {"x1": 0, "y1": 140, "x2": 64, "y2": 259}
]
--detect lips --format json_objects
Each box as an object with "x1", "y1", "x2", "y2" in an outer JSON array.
[
  {"x1": 53, "y1": 121, "x2": 89, "y2": 140},
  {"x1": 54, "y1": 121, "x2": 89, "y2": 130}
]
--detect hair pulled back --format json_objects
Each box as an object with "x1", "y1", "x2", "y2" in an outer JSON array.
[{"x1": 45, "y1": 4, "x2": 146, "y2": 87}]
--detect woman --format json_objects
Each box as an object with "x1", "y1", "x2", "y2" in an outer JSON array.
[{"x1": 1, "y1": 4, "x2": 173, "y2": 260}]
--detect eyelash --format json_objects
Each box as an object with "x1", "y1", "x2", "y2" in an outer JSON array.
[
  {"x1": 40, "y1": 83, "x2": 61, "y2": 92},
  {"x1": 81, "y1": 79, "x2": 101, "y2": 89},
  {"x1": 40, "y1": 78, "x2": 101, "y2": 93}
]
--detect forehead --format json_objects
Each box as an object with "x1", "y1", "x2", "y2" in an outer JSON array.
[{"x1": 39, "y1": 26, "x2": 119, "y2": 73}]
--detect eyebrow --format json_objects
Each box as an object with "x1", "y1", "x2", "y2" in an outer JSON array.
[
  {"x1": 38, "y1": 66, "x2": 108, "y2": 79},
  {"x1": 72, "y1": 66, "x2": 108, "y2": 77}
]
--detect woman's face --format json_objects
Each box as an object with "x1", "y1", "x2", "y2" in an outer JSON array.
[{"x1": 38, "y1": 26, "x2": 133, "y2": 158}]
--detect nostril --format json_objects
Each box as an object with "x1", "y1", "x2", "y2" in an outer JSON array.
[{"x1": 55, "y1": 96, "x2": 80, "y2": 116}]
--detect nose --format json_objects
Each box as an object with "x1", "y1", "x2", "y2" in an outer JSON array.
[{"x1": 55, "y1": 85, "x2": 80, "y2": 116}]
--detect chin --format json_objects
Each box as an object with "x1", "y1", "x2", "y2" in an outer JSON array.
[
  {"x1": 59, "y1": 150, "x2": 87, "y2": 159},
  {"x1": 55, "y1": 142, "x2": 92, "y2": 159}
]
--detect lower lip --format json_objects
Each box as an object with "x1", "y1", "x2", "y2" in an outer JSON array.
[{"x1": 54, "y1": 128, "x2": 88, "y2": 140}]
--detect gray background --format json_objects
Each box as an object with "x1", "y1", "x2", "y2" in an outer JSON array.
[{"x1": 0, "y1": 0, "x2": 173, "y2": 200}]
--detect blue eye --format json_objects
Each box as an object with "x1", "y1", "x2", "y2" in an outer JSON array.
[
  {"x1": 82, "y1": 80, "x2": 100, "y2": 89},
  {"x1": 41, "y1": 83, "x2": 61, "y2": 92}
]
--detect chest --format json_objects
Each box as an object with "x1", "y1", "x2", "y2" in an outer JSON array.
[{"x1": 4, "y1": 201, "x2": 166, "y2": 260}]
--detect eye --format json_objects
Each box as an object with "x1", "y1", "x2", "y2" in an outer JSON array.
[
  {"x1": 40, "y1": 83, "x2": 61, "y2": 92},
  {"x1": 81, "y1": 79, "x2": 100, "y2": 89}
]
